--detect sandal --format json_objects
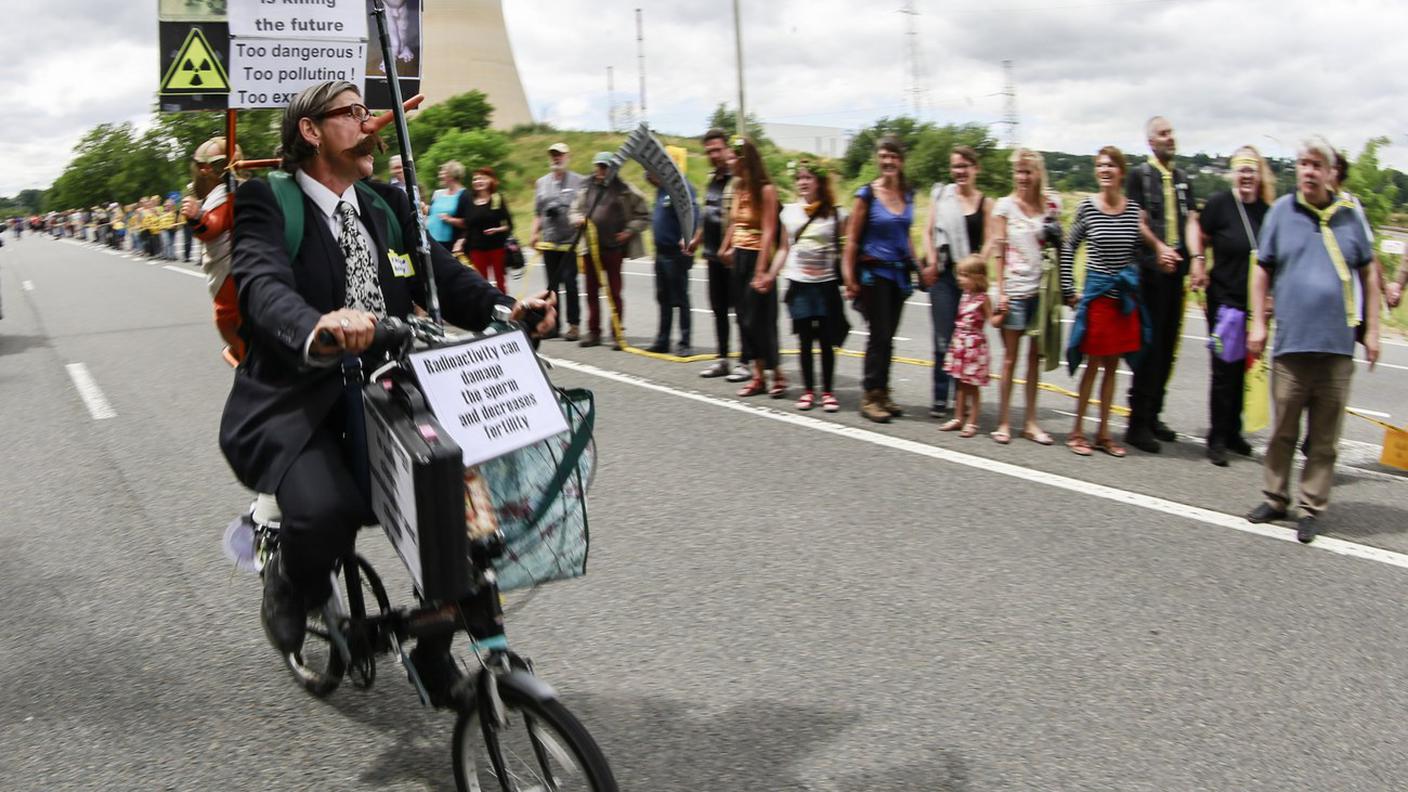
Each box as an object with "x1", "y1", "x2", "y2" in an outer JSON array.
[
  {"x1": 960, "y1": 423, "x2": 979, "y2": 438},
  {"x1": 1094, "y1": 437, "x2": 1127, "y2": 458},
  {"x1": 1021, "y1": 428, "x2": 1055, "y2": 446},
  {"x1": 768, "y1": 374, "x2": 788, "y2": 398},
  {"x1": 796, "y1": 391, "x2": 816, "y2": 411},
  {"x1": 939, "y1": 418, "x2": 964, "y2": 432},
  {"x1": 821, "y1": 392, "x2": 840, "y2": 412},
  {"x1": 990, "y1": 428, "x2": 1012, "y2": 445},
  {"x1": 737, "y1": 377, "x2": 765, "y2": 397},
  {"x1": 1067, "y1": 434, "x2": 1093, "y2": 456}
]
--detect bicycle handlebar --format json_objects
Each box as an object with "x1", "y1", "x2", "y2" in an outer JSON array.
[{"x1": 314, "y1": 316, "x2": 414, "y2": 360}]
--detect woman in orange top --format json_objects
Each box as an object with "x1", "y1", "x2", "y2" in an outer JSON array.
[{"x1": 718, "y1": 137, "x2": 782, "y2": 397}]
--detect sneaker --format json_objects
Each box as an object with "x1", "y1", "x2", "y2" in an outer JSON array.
[
  {"x1": 700, "y1": 359, "x2": 730, "y2": 378},
  {"x1": 928, "y1": 403, "x2": 948, "y2": 419},
  {"x1": 578, "y1": 333, "x2": 601, "y2": 348},
  {"x1": 1245, "y1": 502, "x2": 1288, "y2": 524},
  {"x1": 407, "y1": 646, "x2": 471, "y2": 709},
  {"x1": 725, "y1": 364, "x2": 753, "y2": 383},
  {"x1": 260, "y1": 553, "x2": 307, "y2": 655},
  {"x1": 677, "y1": 343, "x2": 693, "y2": 357},
  {"x1": 1296, "y1": 515, "x2": 1319, "y2": 544},
  {"x1": 564, "y1": 325, "x2": 581, "y2": 342}
]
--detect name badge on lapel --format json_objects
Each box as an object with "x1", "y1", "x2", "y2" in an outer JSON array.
[{"x1": 389, "y1": 250, "x2": 415, "y2": 278}]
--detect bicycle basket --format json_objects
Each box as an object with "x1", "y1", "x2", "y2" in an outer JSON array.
[{"x1": 465, "y1": 387, "x2": 596, "y2": 591}]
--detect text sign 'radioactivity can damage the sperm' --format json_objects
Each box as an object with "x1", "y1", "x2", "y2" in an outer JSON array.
[{"x1": 409, "y1": 331, "x2": 569, "y2": 468}]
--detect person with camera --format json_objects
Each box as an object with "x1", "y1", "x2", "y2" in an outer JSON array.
[
  {"x1": 530, "y1": 143, "x2": 586, "y2": 340},
  {"x1": 221, "y1": 81, "x2": 555, "y2": 707}
]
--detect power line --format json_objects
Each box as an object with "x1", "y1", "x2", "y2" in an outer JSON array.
[
  {"x1": 1001, "y1": 59, "x2": 1019, "y2": 148},
  {"x1": 899, "y1": 1, "x2": 928, "y2": 120}
]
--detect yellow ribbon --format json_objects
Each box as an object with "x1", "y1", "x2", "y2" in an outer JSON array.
[
  {"x1": 1294, "y1": 192, "x2": 1360, "y2": 328},
  {"x1": 1149, "y1": 157, "x2": 1179, "y2": 246},
  {"x1": 1230, "y1": 156, "x2": 1259, "y2": 170}
]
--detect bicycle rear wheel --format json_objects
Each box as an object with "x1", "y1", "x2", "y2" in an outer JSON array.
[
  {"x1": 452, "y1": 685, "x2": 617, "y2": 792},
  {"x1": 285, "y1": 555, "x2": 389, "y2": 697}
]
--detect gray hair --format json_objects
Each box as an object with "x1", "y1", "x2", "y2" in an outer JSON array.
[
  {"x1": 441, "y1": 159, "x2": 465, "y2": 182},
  {"x1": 278, "y1": 80, "x2": 360, "y2": 172},
  {"x1": 1144, "y1": 115, "x2": 1169, "y2": 140},
  {"x1": 1297, "y1": 135, "x2": 1337, "y2": 169}
]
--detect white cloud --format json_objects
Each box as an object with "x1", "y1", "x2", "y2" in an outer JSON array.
[{"x1": 2, "y1": 0, "x2": 1407, "y2": 196}]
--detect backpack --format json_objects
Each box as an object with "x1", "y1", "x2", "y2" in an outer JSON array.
[{"x1": 267, "y1": 170, "x2": 403, "y2": 261}]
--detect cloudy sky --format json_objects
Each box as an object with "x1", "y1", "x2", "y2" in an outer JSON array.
[{"x1": 3, "y1": 0, "x2": 1407, "y2": 196}]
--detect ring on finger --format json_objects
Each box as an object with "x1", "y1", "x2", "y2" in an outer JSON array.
[{"x1": 339, "y1": 318, "x2": 351, "y2": 329}]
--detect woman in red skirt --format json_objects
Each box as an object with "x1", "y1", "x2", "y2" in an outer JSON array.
[
  {"x1": 449, "y1": 166, "x2": 512, "y2": 291},
  {"x1": 1060, "y1": 146, "x2": 1177, "y2": 457}
]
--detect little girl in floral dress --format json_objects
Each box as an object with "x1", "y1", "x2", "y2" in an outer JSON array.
[{"x1": 940, "y1": 255, "x2": 998, "y2": 437}]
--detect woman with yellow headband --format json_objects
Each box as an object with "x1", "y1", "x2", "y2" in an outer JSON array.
[{"x1": 1188, "y1": 145, "x2": 1274, "y2": 467}]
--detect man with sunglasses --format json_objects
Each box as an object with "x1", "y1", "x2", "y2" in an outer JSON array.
[{"x1": 220, "y1": 81, "x2": 555, "y2": 707}]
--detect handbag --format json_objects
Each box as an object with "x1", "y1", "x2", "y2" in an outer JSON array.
[
  {"x1": 1209, "y1": 304, "x2": 1246, "y2": 363},
  {"x1": 503, "y1": 235, "x2": 525, "y2": 270}
]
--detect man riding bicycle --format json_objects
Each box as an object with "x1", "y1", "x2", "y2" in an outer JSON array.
[{"x1": 219, "y1": 81, "x2": 555, "y2": 707}]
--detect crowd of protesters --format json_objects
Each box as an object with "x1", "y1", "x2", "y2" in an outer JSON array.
[
  {"x1": 513, "y1": 119, "x2": 1395, "y2": 546},
  {"x1": 14, "y1": 197, "x2": 197, "y2": 262}
]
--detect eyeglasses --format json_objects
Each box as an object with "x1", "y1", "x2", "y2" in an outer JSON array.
[{"x1": 317, "y1": 103, "x2": 371, "y2": 123}]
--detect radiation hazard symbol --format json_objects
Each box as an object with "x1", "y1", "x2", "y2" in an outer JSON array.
[{"x1": 161, "y1": 27, "x2": 228, "y2": 94}]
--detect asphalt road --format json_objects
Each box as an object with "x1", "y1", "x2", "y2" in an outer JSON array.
[{"x1": 2, "y1": 234, "x2": 1407, "y2": 791}]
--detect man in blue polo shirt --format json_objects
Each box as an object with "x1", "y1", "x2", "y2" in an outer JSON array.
[{"x1": 1246, "y1": 135, "x2": 1381, "y2": 544}]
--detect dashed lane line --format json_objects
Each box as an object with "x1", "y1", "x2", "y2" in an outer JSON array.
[{"x1": 65, "y1": 363, "x2": 116, "y2": 420}]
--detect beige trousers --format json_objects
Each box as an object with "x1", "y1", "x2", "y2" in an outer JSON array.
[{"x1": 1262, "y1": 353, "x2": 1355, "y2": 516}]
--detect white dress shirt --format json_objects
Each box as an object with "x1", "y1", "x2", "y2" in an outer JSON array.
[{"x1": 294, "y1": 169, "x2": 382, "y2": 363}]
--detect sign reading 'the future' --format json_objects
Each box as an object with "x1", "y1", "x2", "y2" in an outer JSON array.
[{"x1": 409, "y1": 332, "x2": 569, "y2": 468}]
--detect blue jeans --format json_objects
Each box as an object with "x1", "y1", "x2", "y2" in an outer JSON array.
[{"x1": 928, "y1": 268, "x2": 960, "y2": 406}]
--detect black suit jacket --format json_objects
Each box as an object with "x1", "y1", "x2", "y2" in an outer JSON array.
[{"x1": 219, "y1": 176, "x2": 515, "y2": 492}]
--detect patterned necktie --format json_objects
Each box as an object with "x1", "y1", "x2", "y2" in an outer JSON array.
[{"x1": 336, "y1": 200, "x2": 386, "y2": 315}]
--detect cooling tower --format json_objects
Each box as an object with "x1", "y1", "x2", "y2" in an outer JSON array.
[{"x1": 421, "y1": 0, "x2": 533, "y2": 129}]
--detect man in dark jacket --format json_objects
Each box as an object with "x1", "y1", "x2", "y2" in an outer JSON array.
[
  {"x1": 1125, "y1": 116, "x2": 1197, "y2": 453},
  {"x1": 222, "y1": 81, "x2": 553, "y2": 706},
  {"x1": 569, "y1": 152, "x2": 649, "y2": 349}
]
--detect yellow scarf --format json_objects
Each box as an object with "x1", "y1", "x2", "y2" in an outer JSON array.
[
  {"x1": 1149, "y1": 157, "x2": 1178, "y2": 246},
  {"x1": 1295, "y1": 191, "x2": 1360, "y2": 328}
]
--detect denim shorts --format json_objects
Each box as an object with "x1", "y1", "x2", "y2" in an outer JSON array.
[{"x1": 1002, "y1": 294, "x2": 1039, "y2": 331}]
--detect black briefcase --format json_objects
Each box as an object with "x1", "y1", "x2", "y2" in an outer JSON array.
[{"x1": 363, "y1": 372, "x2": 472, "y2": 603}]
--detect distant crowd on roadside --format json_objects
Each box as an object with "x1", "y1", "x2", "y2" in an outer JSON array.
[{"x1": 13, "y1": 197, "x2": 198, "y2": 263}]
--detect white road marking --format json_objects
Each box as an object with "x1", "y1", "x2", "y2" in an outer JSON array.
[
  {"x1": 163, "y1": 265, "x2": 205, "y2": 279},
  {"x1": 65, "y1": 363, "x2": 116, "y2": 420},
  {"x1": 549, "y1": 357, "x2": 1408, "y2": 571},
  {"x1": 1349, "y1": 407, "x2": 1392, "y2": 418},
  {"x1": 21, "y1": 280, "x2": 34, "y2": 291}
]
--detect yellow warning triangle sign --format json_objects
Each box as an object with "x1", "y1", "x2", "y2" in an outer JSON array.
[{"x1": 161, "y1": 28, "x2": 228, "y2": 94}]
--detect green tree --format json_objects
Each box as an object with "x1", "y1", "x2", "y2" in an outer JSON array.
[
  {"x1": 44, "y1": 123, "x2": 138, "y2": 210},
  {"x1": 705, "y1": 104, "x2": 769, "y2": 146},
  {"x1": 406, "y1": 90, "x2": 494, "y2": 155},
  {"x1": 420, "y1": 129, "x2": 514, "y2": 195},
  {"x1": 1346, "y1": 136, "x2": 1398, "y2": 232}
]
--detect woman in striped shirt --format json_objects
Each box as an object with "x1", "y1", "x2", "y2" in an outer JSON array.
[{"x1": 1060, "y1": 146, "x2": 1177, "y2": 457}]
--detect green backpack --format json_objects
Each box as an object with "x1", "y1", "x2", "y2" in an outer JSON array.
[{"x1": 266, "y1": 170, "x2": 404, "y2": 261}]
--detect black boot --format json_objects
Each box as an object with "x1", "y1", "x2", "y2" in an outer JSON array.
[{"x1": 261, "y1": 553, "x2": 307, "y2": 655}]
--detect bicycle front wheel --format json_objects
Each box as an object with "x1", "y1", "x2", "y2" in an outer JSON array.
[{"x1": 452, "y1": 685, "x2": 617, "y2": 792}]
